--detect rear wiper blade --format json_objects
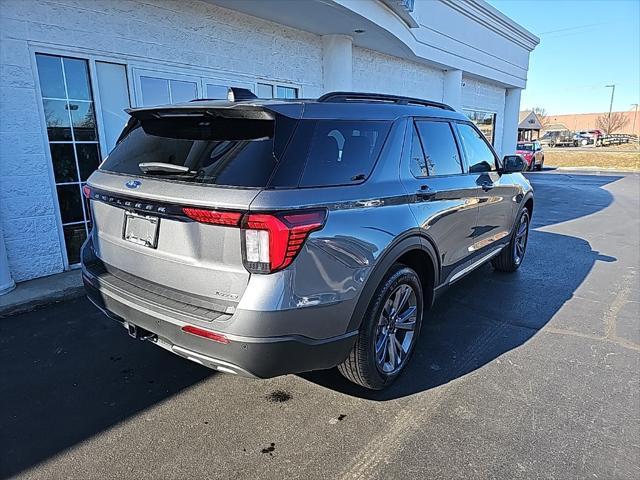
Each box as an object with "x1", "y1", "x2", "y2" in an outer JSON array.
[{"x1": 138, "y1": 162, "x2": 197, "y2": 175}]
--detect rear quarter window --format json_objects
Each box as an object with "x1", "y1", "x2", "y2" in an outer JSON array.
[{"x1": 297, "y1": 120, "x2": 391, "y2": 187}]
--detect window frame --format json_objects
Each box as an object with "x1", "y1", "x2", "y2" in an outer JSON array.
[
  {"x1": 453, "y1": 120, "x2": 501, "y2": 173},
  {"x1": 410, "y1": 118, "x2": 466, "y2": 179}
]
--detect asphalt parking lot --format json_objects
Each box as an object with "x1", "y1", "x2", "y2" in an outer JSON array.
[{"x1": 1, "y1": 170, "x2": 639, "y2": 480}]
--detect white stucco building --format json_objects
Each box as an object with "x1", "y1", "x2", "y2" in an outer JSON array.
[{"x1": 0, "y1": 0, "x2": 538, "y2": 288}]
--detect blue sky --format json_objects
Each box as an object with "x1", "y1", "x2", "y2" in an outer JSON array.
[{"x1": 487, "y1": 0, "x2": 640, "y2": 114}]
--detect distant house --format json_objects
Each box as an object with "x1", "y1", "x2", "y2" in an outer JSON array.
[{"x1": 518, "y1": 111, "x2": 542, "y2": 141}]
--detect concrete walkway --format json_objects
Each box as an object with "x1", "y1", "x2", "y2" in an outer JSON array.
[{"x1": 0, "y1": 270, "x2": 84, "y2": 317}]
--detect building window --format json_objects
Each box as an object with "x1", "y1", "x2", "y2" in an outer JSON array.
[
  {"x1": 463, "y1": 109, "x2": 496, "y2": 145},
  {"x1": 35, "y1": 54, "x2": 101, "y2": 265},
  {"x1": 139, "y1": 76, "x2": 198, "y2": 105},
  {"x1": 206, "y1": 84, "x2": 229, "y2": 99},
  {"x1": 257, "y1": 82, "x2": 298, "y2": 99},
  {"x1": 276, "y1": 85, "x2": 298, "y2": 99},
  {"x1": 257, "y1": 83, "x2": 273, "y2": 99}
]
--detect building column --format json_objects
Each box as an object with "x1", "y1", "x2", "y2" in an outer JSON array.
[
  {"x1": 0, "y1": 222, "x2": 15, "y2": 295},
  {"x1": 501, "y1": 87, "x2": 522, "y2": 157},
  {"x1": 321, "y1": 34, "x2": 353, "y2": 93},
  {"x1": 442, "y1": 69, "x2": 462, "y2": 111}
]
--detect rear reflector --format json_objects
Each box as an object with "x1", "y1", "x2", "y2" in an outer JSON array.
[
  {"x1": 182, "y1": 207, "x2": 242, "y2": 226},
  {"x1": 181, "y1": 325, "x2": 229, "y2": 344}
]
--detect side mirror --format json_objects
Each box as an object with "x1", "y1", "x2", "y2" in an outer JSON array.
[{"x1": 501, "y1": 155, "x2": 527, "y2": 173}]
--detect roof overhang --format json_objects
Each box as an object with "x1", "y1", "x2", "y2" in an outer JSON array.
[{"x1": 205, "y1": 0, "x2": 539, "y2": 89}]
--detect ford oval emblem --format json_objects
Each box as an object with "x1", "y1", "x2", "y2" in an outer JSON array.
[{"x1": 126, "y1": 180, "x2": 142, "y2": 189}]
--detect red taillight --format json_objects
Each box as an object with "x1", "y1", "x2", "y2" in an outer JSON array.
[
  {"x1": 242, "y1": 210, "x2": 326, "y2": 273},
  {"x1": 82, "y1": 185, "x2": 91, "y2": 198},
  {"x1": 181, "y1": 325, "x2": 229, "y2": 344},
  {"x1": 182, "y1": 207, "x2": 242, "y2": 226},
  {"x1": 180, "y1": 205, "x2": 326, "y2": 274}
]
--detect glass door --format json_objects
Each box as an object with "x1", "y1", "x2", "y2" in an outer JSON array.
[{"x1": 35, "y1": 54, "x2": 101, "y2": 265}]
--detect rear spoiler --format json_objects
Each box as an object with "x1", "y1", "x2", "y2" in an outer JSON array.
[
  {"x1": 125, "y1": 104, "x2": 275, "y2": 122},
  {"x1": 116, "y1": 102, "x2": 304, "y2": 145}
]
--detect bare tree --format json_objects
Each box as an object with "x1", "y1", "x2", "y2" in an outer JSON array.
[
  {"x1": 532, "y1": 107, "x2": 550, "y2": 130},
  {"x1": 596, "y1": 112, "x2": 629, "y2": 135}
]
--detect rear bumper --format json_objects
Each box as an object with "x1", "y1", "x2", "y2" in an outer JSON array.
[{"x1": 82, "y1": 266, "x2": 357, "y2": 379}]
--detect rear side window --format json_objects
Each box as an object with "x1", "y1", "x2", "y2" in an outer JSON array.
[
  {"x1": 298, "y1": 120, "x2": 391, "y2": 187},
  {"x1": 101, "y1": 115, "x2": 293, "y2": 188},
  {"x1": 413, "y1": 120, "x2": 463, "y2": 176},
  {"x1": 456, "y1": 123, "x2": 497, "y2": 173}
]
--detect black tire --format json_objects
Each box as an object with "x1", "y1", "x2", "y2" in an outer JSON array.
[
  {"x1": 338, "y1": 264, "x2": 423, "y2": 390},
  {"x1": 492, "y1": 208, "x2": 530, "y2": 272},
  {"x1": 536, "y1": 157, "x2": 544, "y2": 171}
]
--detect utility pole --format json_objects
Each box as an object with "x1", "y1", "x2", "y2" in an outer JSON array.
[
  {"x1": 632, "y1": 103, "x2": 638, "y2": 137},
  {"x1": 605, "y1": 84, "x2": 615, "y2": 134}
]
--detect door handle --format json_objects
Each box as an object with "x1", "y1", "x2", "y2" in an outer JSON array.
[
  {"x1": 416, "y1": 185, "x2": 436, "y2": 200},
  {"x1": 480, "y1": 181, "x2": 494, "y2": 192}
]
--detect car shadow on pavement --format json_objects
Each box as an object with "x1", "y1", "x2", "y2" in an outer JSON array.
[
  {"x1": 0, "y1": 301, "x2": 214, "y2": 479},
  {"x1": 301, "y1": 172, "x2": 622, "y2": 400}
]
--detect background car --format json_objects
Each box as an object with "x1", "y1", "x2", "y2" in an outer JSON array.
[
  {"x1": 516, "y1": 141, "x2": 545, "y2": 170},
  {"x1": 575, "y1": 130, "x2": 604, "y2": 146},
  {"x1": 539, "y1": 129, "x2": 574, "y2": 147}
]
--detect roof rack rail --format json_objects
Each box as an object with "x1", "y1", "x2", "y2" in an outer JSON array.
[{"x1": 317, "y1": 91, "x2": 455, "y2": 111}]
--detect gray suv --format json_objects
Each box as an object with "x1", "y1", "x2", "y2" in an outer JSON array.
[{"x1": 82, "y1": 90, "x2": 532, "y2": 390}]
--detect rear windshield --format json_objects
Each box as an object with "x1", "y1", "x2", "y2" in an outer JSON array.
[
  {"x1": 101, "y1": 115, "x2": 391, "y2": 188},
  {"x1": 517, "y1": 143, "x2": 534, "y2": 151},
  {"x1": 100, "y1": 115, "x2": 288, "y2": 188}
]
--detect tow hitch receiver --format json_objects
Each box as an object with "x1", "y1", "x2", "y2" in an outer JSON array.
[{"x1": 125, "y1": 322, "x2": 157, "y2": 342}]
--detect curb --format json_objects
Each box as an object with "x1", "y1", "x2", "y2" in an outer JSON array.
[
  {"x1": 0, "y1": 286, "x2": 85, "y2": 318},
  {"x1": 0, "y1": 271, "x2": 85, "y2": 318}
]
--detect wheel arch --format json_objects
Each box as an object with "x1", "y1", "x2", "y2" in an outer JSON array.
[
  {"x1": 523, "y1": 194, "x2": 534, "y2": 216},
  {"x1": 346, "y1": 234, "x2": 439, "y2": 333}
]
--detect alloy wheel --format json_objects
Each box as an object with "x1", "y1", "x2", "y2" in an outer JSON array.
[
  {"x1": 513, "y1": 212, "x2": 529, "y2": 265},
  {"x1": 374, "y1": 284, "x2": 418, "y2": 374}
]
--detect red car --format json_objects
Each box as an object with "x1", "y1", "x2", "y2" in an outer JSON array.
[{"x1": 516, "y1": 141, "x2": 544, "y2": 171}]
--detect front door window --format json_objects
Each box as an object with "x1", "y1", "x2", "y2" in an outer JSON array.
[{"x1": 35, "y1": 54, "x2": 101, "y2": 265}]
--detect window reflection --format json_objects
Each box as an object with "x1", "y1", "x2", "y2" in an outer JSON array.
[
  {"x1": 49, "y1": 144, "x2": 78, "y2": 183},
  {"x1": 43, "y1": 99, "x2": 72, "y2": 140},
  {"x1": 36, "y1": 55, "x2": 65, "y2": 98},
  {"x1": 63, "y1": 57, "x2": 91, "y2": 100},
  {"x1": 463, "y1": 109, "x2": 496, "y2": 145},
  {"x1": 70, "y1": 102, "x2": 97, "y2": 141}
]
